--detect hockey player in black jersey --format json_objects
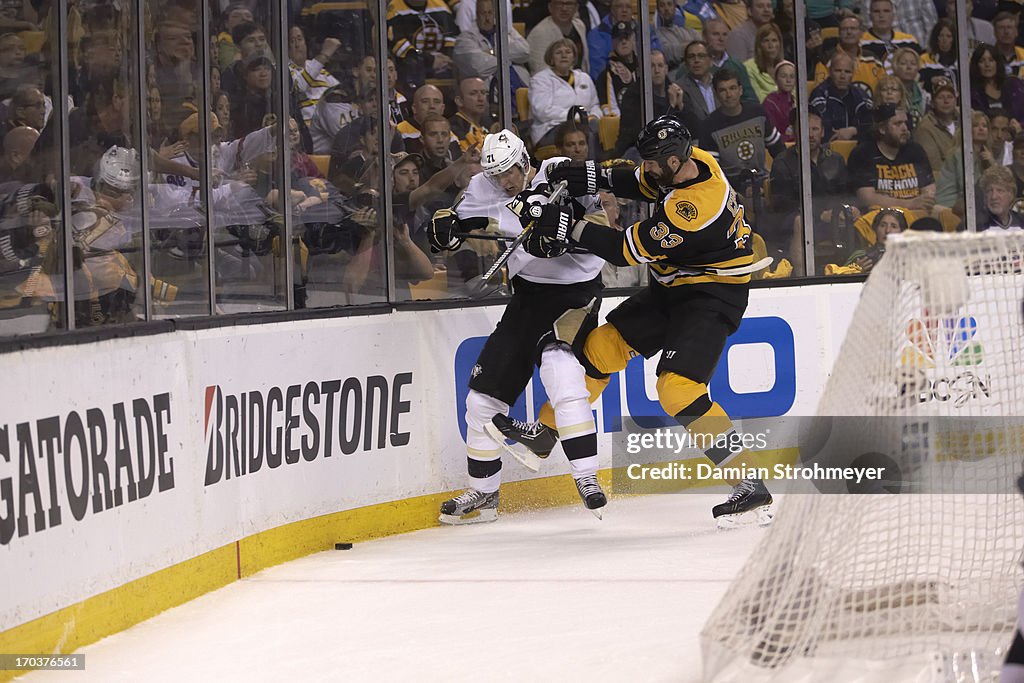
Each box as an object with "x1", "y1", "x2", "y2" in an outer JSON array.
[{"x1": 504, "y1": 114, "x2": 773, "y2": 528}]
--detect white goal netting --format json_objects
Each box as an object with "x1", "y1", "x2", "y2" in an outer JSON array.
[{"x1": 702, "y1": 232, "x2": 1024, "y2": 682}]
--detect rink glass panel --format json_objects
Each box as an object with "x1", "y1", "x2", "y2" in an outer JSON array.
[
  {"x1": 146, "y1": 0, "x2": 212, "y2": 318},
  {"x1": 0, "y1": 0, "x2": 993, "y2": 340},
  {"x1": 69, "y1": 1, "x2": 148, "y2": 328},
  {"x1": 0, "y1": 2, "x2": 67, "y2": 335},
  {"x1": 204, "y1": 0, "x2": 287, "y2": 312},
  {"x1": 298, "y1": 0, "x2": 389, "y2": 307},
  {"x1": 602, "y1": 0, "x2": 652, "y2": 290}
]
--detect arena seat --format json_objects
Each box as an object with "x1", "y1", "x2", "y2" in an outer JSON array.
[
  {"x1": 599, "y1": 115, "x2": 619, "y2": 152},
  {"x1": 829, "y1": 139, "x2": 856, "y2": 162},
  {"x1": 534, "y1": 145, "x2": 559, "y2": 160},
  {"x1": 408, "y1": 270, "x2": 448, "y2": 299},
  {"x1": 18, "y1": 31, "x2": 44, "y2": 54},
  {"x1": 515, "y1": 87, "x2": 530, "y2": 122},
  {"x1": 310, "y1": 155, "x2": 330, "y2": 177}
]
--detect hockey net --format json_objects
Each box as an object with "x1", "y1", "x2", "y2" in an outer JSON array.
[{"x1": 702, "y1": 232, "x2": 1024, "y2": 682}]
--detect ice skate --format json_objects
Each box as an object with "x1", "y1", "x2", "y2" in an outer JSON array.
[
  {"x1": 712, "y1": 478, "x2": 773, "y2": 529},
  {"x1": 438, "y1": 489, "x2": 500, "y2": 525},
  {"x1": 574, "y1": 474, "x2": 607, "y2": 519},
  {"x1": 485, "y1": 415, "x2": 559, "y2": 473}
]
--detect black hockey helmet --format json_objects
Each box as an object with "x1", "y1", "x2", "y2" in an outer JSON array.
[{"x1": 635, "y1": 114, "x2": 693, "y2": 167}]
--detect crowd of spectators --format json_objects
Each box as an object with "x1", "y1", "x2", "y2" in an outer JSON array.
[{"x1": 1, "y1": 0, "x2": 1023, "y2": 335}]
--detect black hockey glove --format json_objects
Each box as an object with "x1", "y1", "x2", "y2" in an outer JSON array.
[
  {"x1": 429, "y1": 208, "x2": 467, "y2": 253},
  {"x1": 519, "y1": 202, "x2": 574, "y2": 243},
  {"x1": 522, "y1": 231, "x2": 569, "y2": 258},
  {"x1": 546, "y1": 160, "x2": 603, "y2": 197},
  {"x1": 431, "y1": 210, "x2": 490, "y2": 253}
]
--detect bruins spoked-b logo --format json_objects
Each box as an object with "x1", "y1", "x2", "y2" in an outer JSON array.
[
  {"x1": 676, "y1": 201, "x2": 698, "y2": 221},
  {"x1": 737, "y1": 140, "x2": 755, "y2": 162}
]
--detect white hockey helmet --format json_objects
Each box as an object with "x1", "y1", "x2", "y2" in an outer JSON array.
[
  {"x1": 481, "y1": 129, "x2": 529, "y2": 177},
  {"x1": 97, "y1": 145, "x2": 141, "y2": 193}
]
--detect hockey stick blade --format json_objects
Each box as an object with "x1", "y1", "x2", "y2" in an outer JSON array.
[
  {"x1": 481, "y1": 180, "x2": 569, "y2": 282},
  {"x1": 464, "y1": 275, "x2": 503, "y2": 299}
]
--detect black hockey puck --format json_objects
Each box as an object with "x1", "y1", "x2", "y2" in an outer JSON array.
[{"x1": 334, "y1": 542, "x2": 353, "y2": 550}]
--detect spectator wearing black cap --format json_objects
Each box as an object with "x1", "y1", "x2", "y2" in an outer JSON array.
[
  {"x1": 392, "y1": 151, "x2": 424, "y2": 229},
  {"x1": 342, "y1": 150, "x2": 435, "y2": 300},
  {"x1": 596, "y1": 20, "x2": 639, "y2": 117},
  {"x1": 586, "y1": 0, "x2": 659, "y2": 81},
  {"x1": 912, "y1": 78, "x2": 959, "y2": 174},
  {"x1": 847, "y1": 104, "x2": 936, "y2": 214},
  {"x1": 615, "y1": 50, "x2": 696, "y2": 158}
]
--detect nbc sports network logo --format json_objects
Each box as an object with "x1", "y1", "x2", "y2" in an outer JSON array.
[{"x1": 897, "y1": 314, "x2": 989, "y2": 408}]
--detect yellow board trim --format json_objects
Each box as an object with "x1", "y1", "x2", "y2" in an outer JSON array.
[
  {"x1": 0, "y1": 448, "x2": 798, "y2": 679},
  {"x1": 0, "y1": 471, "x2": 604, "y2": 679}
]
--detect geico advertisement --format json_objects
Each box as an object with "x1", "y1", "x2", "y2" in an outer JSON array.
[{"x1": 454, "y1": 284, "x2": 862, "y2": 439}]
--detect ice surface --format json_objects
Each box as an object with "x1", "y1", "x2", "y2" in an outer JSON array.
[{"x1": 24, "y1": 494, "x2": 764, "y2": 683}]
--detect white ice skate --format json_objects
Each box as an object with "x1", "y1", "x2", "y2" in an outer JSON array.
[{"x1": 438, "y1": 489, "x2": 500, "y2": 525}]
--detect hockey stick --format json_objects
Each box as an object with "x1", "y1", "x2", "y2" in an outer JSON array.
[
  {"x1": 480, "y1": 180, "x2": 569, "y2": 282},
  {"x1": 454, "y1": 232, "x2": 504, "y2": 241},
  {"x1": 688, "y1": 256, "x2": 774, "y2": 276}
]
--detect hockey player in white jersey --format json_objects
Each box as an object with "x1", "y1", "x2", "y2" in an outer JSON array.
[{"x1": 429, "y1": 129, "x2": 607, "y2": 524}]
